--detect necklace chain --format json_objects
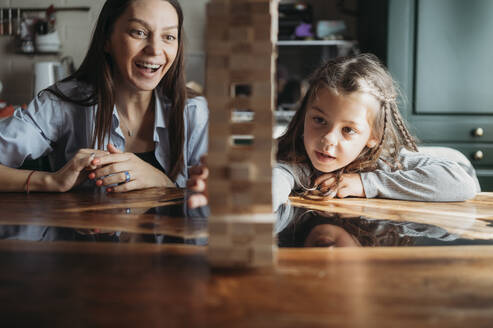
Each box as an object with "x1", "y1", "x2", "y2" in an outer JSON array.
[{"x1": 118, "y1": 112, "x2": 133, "y2": 137}]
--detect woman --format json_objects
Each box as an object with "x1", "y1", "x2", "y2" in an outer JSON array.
[{"x1": 0, "y1": 0, "x2": 208, "y2": 193}]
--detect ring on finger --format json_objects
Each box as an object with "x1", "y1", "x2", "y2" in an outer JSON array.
[{"x1": 124, "y1": 171, "x2": 131, "y2": 183}]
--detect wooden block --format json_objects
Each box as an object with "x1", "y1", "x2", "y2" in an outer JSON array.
[
  {"x1": 208, "y1": 138, "x2": 229, "y2": 153},
  {"x1": 230, "y1": 70, "x2": 272, "y2": 83},
  {"x1": 228, "y1": 27, "x2": 255, "y2": 42},
  {"x1": 230, "y1": 41, "x2": 273, "y2": 55},
  {"x1": 207, "y1": 55, "x2": 230, "y2": 69},
  {"x1": 207, "y1": 247, "x2": 253, "y2": 267},
  {"x1": 228, "y1": 162, "x2": 256, "y2": 181},
  {"x1": 206, "y1": 41, "x2": 231, "y2": 56},
  {"x1": 232, "y1": 221, "x2": 256, "y2": 235},
  {"x1": 230, "y1": 122, "x2": 254, "y2": 135}
]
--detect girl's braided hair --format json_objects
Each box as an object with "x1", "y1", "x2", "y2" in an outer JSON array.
[{"x1": 276, "y1": 53, "x2": 418, "y2": 194}]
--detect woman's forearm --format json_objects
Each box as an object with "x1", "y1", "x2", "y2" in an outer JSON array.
[{"x1": 0, "y1": 164, "x2": 54, "y2": 192}]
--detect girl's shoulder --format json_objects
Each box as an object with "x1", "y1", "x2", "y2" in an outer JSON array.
[{"x1": 275, "y1": 161, "x2": 312, "y2": 188}]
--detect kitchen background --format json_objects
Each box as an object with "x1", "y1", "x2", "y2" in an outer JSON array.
[
  {"x1": 0, "y1": 0, "x2": 208, "y2": 106},
  {"x1": 1, "y1": 0, "x2": 492, "y2": 190}
]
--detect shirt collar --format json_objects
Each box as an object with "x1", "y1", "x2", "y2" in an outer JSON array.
[{"x1": 153, "y1": 89, "x2": 168, "y2": 142}]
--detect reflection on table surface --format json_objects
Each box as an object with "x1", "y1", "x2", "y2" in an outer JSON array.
[
  {"x1": 2, "y1": 189, "x2": 493, "y2": 326},
  {"x1": 1, "y1": 189, "x2": 492, "y2": 248}
]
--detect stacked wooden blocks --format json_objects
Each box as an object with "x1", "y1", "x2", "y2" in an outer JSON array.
[{"x1": 205, "y1": 0, "x2": 278, "y2": 267}]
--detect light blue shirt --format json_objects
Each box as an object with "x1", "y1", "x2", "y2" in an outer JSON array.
[{"x1": 0, "y1": 80, "x2": 209, "y2": 188}]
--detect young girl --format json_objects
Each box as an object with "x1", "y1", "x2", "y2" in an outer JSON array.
[
  {"x1": 186, "y1": 54, "x2": 479, "y2": 210},
  {"x1": 273, "y1": 53, "x2": 479, "y2": 210}
]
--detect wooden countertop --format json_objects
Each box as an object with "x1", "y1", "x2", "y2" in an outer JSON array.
[{"x1": 1, "y1": 189, "x2": 493, "y2": 326}]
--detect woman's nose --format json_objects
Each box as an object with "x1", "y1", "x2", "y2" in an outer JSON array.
[{"x1": 144, "y1": 36, "x2": 163, "y2": 56}]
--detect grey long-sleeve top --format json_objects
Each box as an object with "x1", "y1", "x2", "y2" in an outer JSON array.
[{"x1": 273, "y1": 149, "x2": 481, "y2": 211}]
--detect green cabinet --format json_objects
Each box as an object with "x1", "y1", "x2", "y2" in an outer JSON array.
[{"x1": 387, "y1": 0, "x2": 493, "y2": 191}]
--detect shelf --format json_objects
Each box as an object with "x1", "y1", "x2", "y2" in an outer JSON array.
[{"x1": 276, "y1": 40, "x2": 357, "y2": 47}]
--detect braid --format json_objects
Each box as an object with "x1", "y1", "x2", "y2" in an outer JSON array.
[{"x1": 389, "y1": 104, "x2": 418, "y2": 152}]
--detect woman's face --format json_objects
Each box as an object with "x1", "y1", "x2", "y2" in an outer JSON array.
[{"x1": 106, "y1": 0, "x2": 179, "y2": 93}]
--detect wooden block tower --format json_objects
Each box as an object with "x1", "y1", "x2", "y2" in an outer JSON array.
[{"x1": 205, "y1": 0, "x2": 278, "y2": 267}]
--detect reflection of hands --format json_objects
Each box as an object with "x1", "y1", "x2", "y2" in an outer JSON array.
[
  {"x1": 312, "y1": 173, "x2": 365, "y2": 199},
  {"x1": 89, "y1": 144, "x2": 175, "y2": 192},
  {"x1": 186, "y1": 155, "x2": 208, "y2": 208},
  {"x1": 50, "y1": 149, "x2": 108, "y2": 192},
  {"x1": 75, "y1": 229, "x2": 116, "y2": 235}
]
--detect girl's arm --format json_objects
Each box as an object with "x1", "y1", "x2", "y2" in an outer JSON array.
[
  {"x1": 186, "y1": 162, "x2": 296, "y2": 212},
  {"x1": 272, "y1": 165, "x2": 296, "y2": 211},
  {"x1": 360, "y1": 149, "x2": 480, "y2": 201}
]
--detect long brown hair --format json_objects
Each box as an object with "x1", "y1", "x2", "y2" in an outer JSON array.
[
  {"x1": 45, "y1": 0, "x2": 191, "y2": 180},
  {"x1": 277, "y1": 53, "x2": 418, "y2": 190}
]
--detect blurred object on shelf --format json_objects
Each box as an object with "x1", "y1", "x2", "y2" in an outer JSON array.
[
  {"x1": 46, "y1": 5, "x2": 56, "y2": 33},
  {"x1": 0, "y1": 8, "x2": 22, "y2": 36},
  {"x1": 294, "y1": 23, "x2": 313, "y2": 39},
  {"x1": 16, "y1": 14, "x2": 36, "y2": 53},
  {"x1": 277, "y1": 77, "x2": 308, "y2": 111},
  {"x1": 0, "y1": 105, "x2": 15, "y2": 118},
  {"x1": 186, "y1": 81, "x2": 204, "y2": 95},
  {"x1": 33, "y1": 57, "x2": 73, "y2": 96},
  {"x1": 278, "y1": 1, "x2": 313, "y2": 40},
  {"x1": 316, "y1": 20, "x2": 346, "y2": 40},
  {"x1": 34, "y1": 17, "x2": 60, "y2": 53}
]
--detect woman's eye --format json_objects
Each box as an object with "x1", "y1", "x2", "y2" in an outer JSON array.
[
  {"x1": 130, "y1": 29, "x2": 147, "y2": 38},
  {"x1": 164, "y1": 34, "x2": 177, "y2": 41},
  {"x1": 342, "y1": 127, "x2": 356, "y2": 135},
  {"x1": 312, "y1": 116, "x2": 326, "y2": 125}
]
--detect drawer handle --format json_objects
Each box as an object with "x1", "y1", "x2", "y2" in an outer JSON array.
[
  {"x1": 473, "y1": 150, "x2": 484, "y2": 161},
  {"x1": 473, "y1": 127, "x2": 484, "y2": 137}
]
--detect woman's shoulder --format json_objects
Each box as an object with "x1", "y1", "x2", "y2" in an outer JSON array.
[
  {"x1": 185, "y1": 96, "x2": 208, "y2": 112},
  {"x1": 184, "y1": 96, "x2": 209, "y2": 123},
  {"x1": 37, "y1": 79, "x2": 94, "y2": 105}
]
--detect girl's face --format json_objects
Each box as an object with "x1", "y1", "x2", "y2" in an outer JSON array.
[
  {"x1": 303, "y1": 87, "x2": 379, "y2": 173},
  {"x1": 304, "y1": 224, "x2": 361, "y2": 247},
  {"x1": 105, "y1": 0, "x2": 179, "y2": 94}
]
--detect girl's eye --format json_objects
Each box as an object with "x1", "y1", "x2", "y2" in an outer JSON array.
[
  {"x1": 342, "y1": 127, "x2": 356, "y2": 135},
  {"x1": 130, "y1": 29, "x2": 147, "y2": 39}
]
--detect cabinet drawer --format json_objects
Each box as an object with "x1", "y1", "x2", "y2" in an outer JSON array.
[
  {"x1": 411, "y1": 117, "x2": 493, "y2": 143},
  {"x1": 426, "y1": 143, "x2": 493, "y2": 168}
]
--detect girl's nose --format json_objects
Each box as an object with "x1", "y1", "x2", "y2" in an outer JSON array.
[{"x1": 321, "y1": 131, "x2": 338, "y2": 149}]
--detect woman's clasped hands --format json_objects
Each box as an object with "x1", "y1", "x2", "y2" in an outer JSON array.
[{"x1": 88, "y1": 144, "x2": 174, "y2": 193}]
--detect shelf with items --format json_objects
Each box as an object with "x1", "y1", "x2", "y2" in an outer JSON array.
[
  {"x1": 276, "y1": 40, "x2": 357, "y2": 46},
  {"x1": 275, "y1": 0, "x2": 361, "y2": 117}
]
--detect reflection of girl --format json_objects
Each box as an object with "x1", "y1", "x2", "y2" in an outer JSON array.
[
  {"x1": 277, "y1": 209, "x2": 415, "y2": 247},
  {"x1": 0, "y1": 0, "x2": 208, "y2": 193},
  {"x1": 273, "y1": 54, "x2": 479, "y2": 210}
]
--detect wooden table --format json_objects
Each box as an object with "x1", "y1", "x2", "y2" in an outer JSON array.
[{"x1": 1, "y1": 189, "x2": 493, "y2": 327}]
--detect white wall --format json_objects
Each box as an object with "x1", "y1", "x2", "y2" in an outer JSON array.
[{"x1": 0, "y1": 0, "x2": 207, "y2": 105}]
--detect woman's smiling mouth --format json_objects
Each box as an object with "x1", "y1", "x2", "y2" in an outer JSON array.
[{"x1": 135, "y1": 61, "x2": 162, "y2": 73}]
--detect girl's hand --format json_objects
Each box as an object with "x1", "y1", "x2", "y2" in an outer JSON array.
[
  {"x1": 50, "y1": 149, "x2": 108, "y2": 192},
  {"x1": 186, "y1": 155, "x2": 208, "y2": 208},
  {"x1": 313, "y1": 173, "x2": 366, "y2": 199},
  {"x1": 89, "y1": 144, "x2": 174, "y2": 192}
]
